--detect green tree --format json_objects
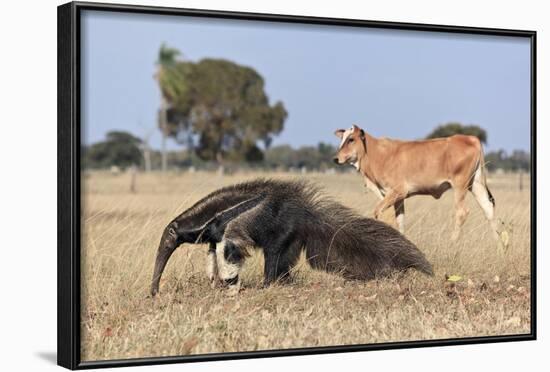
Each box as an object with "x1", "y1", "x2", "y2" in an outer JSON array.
[
  {"x1": 317, "y1": 142, "x2": 337, "y2": 165},
  {"x1": 265, "y1": 145, "x2": 294, "y2": 168},
  {"x1": 509, "y1": 150, "x2": 530, "y2": 171},
  {"x1": 157, "y1": 45, "x2": 287, "y2": 163},
  {"x1": 294, "y1": 146, "x2": 323, "y2": 169},
  {"x1": 426, "y1": 122, "x2": 487, "y2": 144},
  {"x1": 84, "y1": 131, "x2": 142, "y2": 169}
]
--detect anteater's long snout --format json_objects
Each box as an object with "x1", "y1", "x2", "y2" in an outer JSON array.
[
  {"x1": 150, "y1": 244, "x2": 176, "y2": 296},
  {"x1": 150, "y1": 225, "x2": 179, "y2": 296}
]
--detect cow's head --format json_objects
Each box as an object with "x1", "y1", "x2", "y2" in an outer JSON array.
[{"x1": 333, "y1": 124, "x2": 366, "y2": 167}]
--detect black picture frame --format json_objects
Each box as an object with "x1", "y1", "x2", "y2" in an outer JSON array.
[{"x1": 57, "y1": 1, "x2": 537, "y2": 369}]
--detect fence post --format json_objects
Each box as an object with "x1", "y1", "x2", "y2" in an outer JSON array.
[{"x1": 129, "y1": 166, "x2": 137, "y2": 193}]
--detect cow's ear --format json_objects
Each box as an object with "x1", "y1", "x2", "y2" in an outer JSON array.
[
  {"x1": 334, "y1": 129, "x2": 345, "y2": 139},
  {"x1": 360, "y1": 129, "x2": 367, "y2": 152}
]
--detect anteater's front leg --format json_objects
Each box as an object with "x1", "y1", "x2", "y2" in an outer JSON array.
[{"x1": 215, "y1": 240, "x2": 246, "y2": 295}]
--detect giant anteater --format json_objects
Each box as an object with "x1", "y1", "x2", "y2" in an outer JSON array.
[{"x1": 151, "y1": 178, "x2": 433, "y2": 296}]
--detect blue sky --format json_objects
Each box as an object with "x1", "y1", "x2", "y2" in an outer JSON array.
[{"x1": 81, "y1": 10, "x2": 531, "y2": 152}]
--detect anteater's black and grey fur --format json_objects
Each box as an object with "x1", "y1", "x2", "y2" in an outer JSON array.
[{"x1": 151, "y1": 179, "x2": 433, "y2": 296}]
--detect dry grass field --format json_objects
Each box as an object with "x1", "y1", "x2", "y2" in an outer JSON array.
[{"x1": 80, "y1": 170, "x2": 531, "y2": 361}]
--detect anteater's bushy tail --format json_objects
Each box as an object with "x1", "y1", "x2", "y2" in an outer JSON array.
[{"x1": 302, "y1": 196, "x2": 434, "y2": 279}]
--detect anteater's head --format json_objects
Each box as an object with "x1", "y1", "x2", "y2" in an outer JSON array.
[
  {"x1": 333, "y1": 124, "x2": 366, "y2": 168},
  {"x1": 151, "y1": 220, "x2": 208, "y2": 296},
  {"x1": 150, "y1": 222, "x2": 181, "y2": 296}
]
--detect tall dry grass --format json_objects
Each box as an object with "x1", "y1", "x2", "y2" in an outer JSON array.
[{"x1": 80, "y1": 171, "x2": 531, "y2": 361}]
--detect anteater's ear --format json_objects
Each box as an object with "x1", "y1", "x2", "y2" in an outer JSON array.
[{"x1": 334, "y1": 129, "x2": 345, "y2": 139}]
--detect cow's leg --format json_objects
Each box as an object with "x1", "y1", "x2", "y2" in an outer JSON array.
[
  {"x1": 373, "y1": 190, "x2": 404, "y2": 220},
  {"x1": 206, "y1": 242, "x2": 219, "y2": 288},
  {"x1": 363, "y1": 177, "x2": 384, "y2": 214},
  {"x1": 470, "y1": 171, "x2": 503, "y2": 248},
  {"x1": 451, "y1": 188, "x2": 469, "y2": 241},
  {"x1": 394, "y1": 199, "x2": 405, "y2": 233}
]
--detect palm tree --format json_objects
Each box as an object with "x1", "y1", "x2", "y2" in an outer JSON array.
[{"x1": 155, "y1": 43, "x2": 181, "y2": 172}]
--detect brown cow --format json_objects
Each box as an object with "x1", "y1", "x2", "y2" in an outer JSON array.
[{"x1": 333, "y1": 124, "x2": 502, "y2": 244}]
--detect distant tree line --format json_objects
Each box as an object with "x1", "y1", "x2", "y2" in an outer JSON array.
[
  {"x1": 484, "y1": 149, "x2": 530, "y2": 172},
  {"x1": 82, "y1": 130, "x2": 339, "y2": 171},
  {"x1": 264, "y1": 142, "x2": 336, "y2": 170},
  {"x1": 82, "y1": 123, "x2": 530, "y2": 173}
]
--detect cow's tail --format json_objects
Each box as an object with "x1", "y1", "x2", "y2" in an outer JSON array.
[{"x1": 476, "y1": 145, "x2": 495, "y2": 207}]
